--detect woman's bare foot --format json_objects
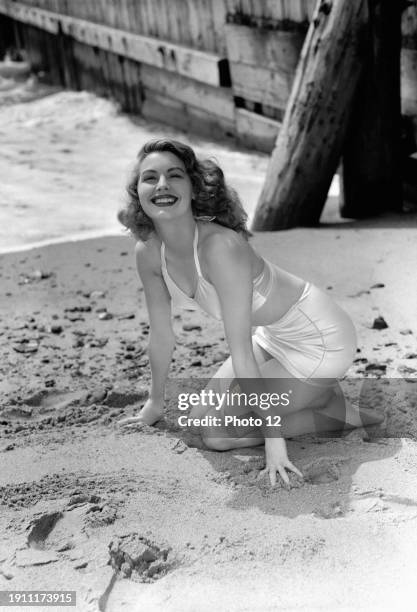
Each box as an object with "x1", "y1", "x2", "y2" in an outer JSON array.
[
  {"x1": 316, "y1": 399, "x2": 384, "y2": 431},
  {"x1": 118, "y1": 398, "x2": 164, "y2": 428},
  {"x1": 343, "y1": 403, "x2": 385, "y2": 429}
]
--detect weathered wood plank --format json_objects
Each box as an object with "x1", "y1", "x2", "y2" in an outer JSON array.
[
  {"x1": 0, "y1": 0, "x2": 227, "y2": 86},
  {"x1": 235, "y1": 108, "x2": 280, "y2": 152},
  {"x1": 140, "y1": 64, "x2": 235, "y2": 121},
  {"x1": 65, "y1": 23, "x2": 226, "y2": 87},
  {"x1": 142, "y1": 90, "x2": 235, "y2": 140},
  {"x1": 230, "y1": 62, "x2": 291, "y2": 109},
  {"x1": 0, "y1": 0, "x2": 59, "y2": 33},
  {"x1": 402, "y1": 48, "x2": 417, "y2": 117},
  {"x1": 225, "y1": 23, "x2": 303, "y2": 73},
  {"x1": 210, "y1": 0, "x2": 228, "y2": 55}
]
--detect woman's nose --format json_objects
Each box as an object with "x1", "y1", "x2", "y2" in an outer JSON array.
[{"x1": 156, "y1": 174, "x2": 169, "y2": 190}]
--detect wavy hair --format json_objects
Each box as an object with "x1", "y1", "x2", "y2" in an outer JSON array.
[{"x1": 118, "y1": 139, "x2": 251, "y2": 241}]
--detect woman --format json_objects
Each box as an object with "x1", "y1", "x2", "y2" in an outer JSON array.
[{"x1": 118, "y1": 138, "x2": 382, "y2": 486}]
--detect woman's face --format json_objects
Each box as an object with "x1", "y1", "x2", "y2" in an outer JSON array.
[{"x1": 137, "y1": 151, "x2": 193, "y2": 222}]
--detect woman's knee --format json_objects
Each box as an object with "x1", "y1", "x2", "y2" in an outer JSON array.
[{"x1": 201, "y1": 433, "x2": 232, "y2": 451}]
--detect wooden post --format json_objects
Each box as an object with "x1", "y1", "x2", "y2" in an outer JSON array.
[
  {"x1": 252, "y1": 0, "x2": 368, "y2": 231},
  {"x1": 0, "y1": 15, "x2": 14, "y2": 57},
  {"x1": 340, "y1": 0, "x2": 403, "y2": 218}
]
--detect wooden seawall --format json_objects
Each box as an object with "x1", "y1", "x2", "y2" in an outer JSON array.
[{"x1": 0, "y1": 0, "x2": 416, "y2": 153}]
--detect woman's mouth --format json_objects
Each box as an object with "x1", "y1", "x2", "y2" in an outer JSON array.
[{"x1": 151, "y1": 195, "x2": 179, "y2": 207}]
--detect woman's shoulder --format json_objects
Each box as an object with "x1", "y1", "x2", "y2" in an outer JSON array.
[
  {"x1": 134, "y1": 235, "x2": 162, "y2": 272},
  {"x1": 198, "y1": 223, "x2": 255, "y2": 278},
  {"x1": 199, "y1": 222, "x2": 249, "y2": 256}
]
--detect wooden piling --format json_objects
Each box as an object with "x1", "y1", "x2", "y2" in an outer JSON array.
[
  {"x1": 340, "y1": 0, "x2": 403, "y2": 218},
  {"x1": 252, "y1": 0, "x2": 368, "y2": 231}
]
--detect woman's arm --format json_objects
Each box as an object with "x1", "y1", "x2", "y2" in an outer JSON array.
[
  {"x1": 204, "y1": 233, "x2": 273, "y2": 425},
  {"x1": 204, "y1": 233, "x2": 302, "y2": 486},
  {"x1": 204, "y1": 232, "x2": 263, "y2": 380},
  {"x1": 135, "y1": 240, "x2": 175, "y2": 404}
]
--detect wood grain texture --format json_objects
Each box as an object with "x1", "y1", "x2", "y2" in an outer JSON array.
[
  {"x1": 252, "y1": 0, "x2": 368, "y2": 230},
  {"x1": 225, "y1": 23, "x2": 303, "y2": 72},
  {"x1": 230, "y1": 62, "x2": 292, "y2": 111},
  {"x1": 0, "y1": 1, "x2": 226, "y2": 86},
  {"x1": 235, "y1": 108, "x2": 280, "y2": 152},
  {"x1": 140, "y1": 64, "x2": 234, "y2": 121}
]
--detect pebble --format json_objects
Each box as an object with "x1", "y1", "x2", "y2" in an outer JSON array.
[
  {"x1": 372, "y1": 316, "x2": 388, "y2": 330},
  {"x1": 365, "y1": 363, "x2": 387, "y2": 372},
  {"x1": 0, "y1": 443, "x2": 15, "y2": 452},
  {"x1": 171, "y1": 440, "x2": 188, "y2": 454},
  {"x1": 183, "y1": 324, "x2": 202, "y2": 332},
  {"x1": 98, "y1": 312, "x2": 113, "y2": 321},
  {"x1": 28, "y1": 269, "x2": 52, "y2": 281},
  {"x1": 65, "y1": 314, "x2": 84, "y2": 322},
  {"x1": 211, "y1": 351, "x2": 229, "y2": 364},
  {"x1": 398, "y1": 365, "x2": 417, "y2": 375},
  {"x1": 12, "y1": 339, "x2": 39, "y2": 353},
  {"x1": 50, "y1": 324, "x2": 63, "y2": 334},
  {"x1": 117, "y1": 313, "x2": 136, "y2": 320},
  {"x1": 74, "y1": 560, "x2": 88, "y2": 570}
]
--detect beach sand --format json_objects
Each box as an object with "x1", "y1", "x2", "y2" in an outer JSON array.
[
  {"x1": 1, "y1": 75, "x2": 417, "y2": 611},
  {"x1": 1, "y1": 227, "x2": 417, "y2": 611}
]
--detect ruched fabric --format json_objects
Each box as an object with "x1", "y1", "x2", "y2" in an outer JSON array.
[{"x1": 253, "y1": 283, "x2": 357, "y2": 383}]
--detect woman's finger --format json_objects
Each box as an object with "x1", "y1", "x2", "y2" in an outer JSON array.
[
  {"x1": 286, "y1": 462, "x2": 304, "y2": 478},
  {"x1": 278, "y1": 467, "x2": 290, "y2": 485}
]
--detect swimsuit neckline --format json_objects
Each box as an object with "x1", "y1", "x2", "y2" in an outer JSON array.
[
  {"x1": 160, "y1": 224, "x2": 207, "y2": 301},
  {"x1": 160, "y1": 224, "x2": 267, "y2": 305}
]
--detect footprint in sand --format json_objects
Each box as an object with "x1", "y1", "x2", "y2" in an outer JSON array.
[
  {"x1": 303, "y1": 456, "x2": 348, "y2": 485},
  {"x1": 349, "y1": 492, "x2": 417, "y2": 521},
  {"x1": 108, "y1": 533, "x2": 174, "y2": 581}
]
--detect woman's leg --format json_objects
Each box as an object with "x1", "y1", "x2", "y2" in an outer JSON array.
[{"x1": 195, "y1": 343, "x2": 383, "y2": 451}]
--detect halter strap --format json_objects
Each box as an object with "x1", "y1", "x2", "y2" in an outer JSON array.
[
  {"x1": 192, "y1": 224, "x2": 203, "y2": 277},
  {"x1": 160, "y1": 225, "x2": 202, "y2": 279},
  {"x1": 160, "y1": 241, "x2": 167, "y2": 271}
]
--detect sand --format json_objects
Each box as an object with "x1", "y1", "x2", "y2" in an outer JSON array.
[
  {"x1": 1, "y1": 228, "x2": 417, "y2": 611},
  {"x1": 1, "y1": 73, "x2": 417, "y2": 612}
]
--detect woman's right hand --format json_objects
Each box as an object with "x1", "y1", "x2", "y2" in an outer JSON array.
[{"x1": 118, "y1": 397, "x2": 164, "y2": 428}]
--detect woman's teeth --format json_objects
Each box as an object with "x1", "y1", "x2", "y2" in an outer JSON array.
[{"x1": 151, "y1": 195, "x2": 178, "y2": 206}]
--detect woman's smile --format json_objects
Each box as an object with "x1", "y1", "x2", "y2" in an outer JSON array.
[
  {"x1": 150, "y1": 194, "x2": 179, "y2": 207},
  {"x1": 137, "y1": 151, "x2": 193, "y2": 219}
]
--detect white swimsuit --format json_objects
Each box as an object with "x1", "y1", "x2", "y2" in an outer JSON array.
[{"x1": 161, "y1": 225, "x2": 357, "y2": 383}]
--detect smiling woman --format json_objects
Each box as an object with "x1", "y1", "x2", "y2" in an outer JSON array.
[
  {"x1": 118, "y1": 139, "x2": 250, "y2": 242},
  {"x1": 138, "y1": 153, "x2": 193, "y2": 219},
  {"x1": 117, "y1": 138, "x2": 383, "y2": 487}
]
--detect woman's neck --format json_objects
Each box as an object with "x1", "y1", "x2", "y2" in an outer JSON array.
[{"x1": 155, "y1": 216, "x2": 197, "y2": 257}]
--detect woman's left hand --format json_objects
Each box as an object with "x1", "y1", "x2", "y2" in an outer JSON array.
[{"x1": 260, "y1": 437, "x2": 303, "y2": 487}]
